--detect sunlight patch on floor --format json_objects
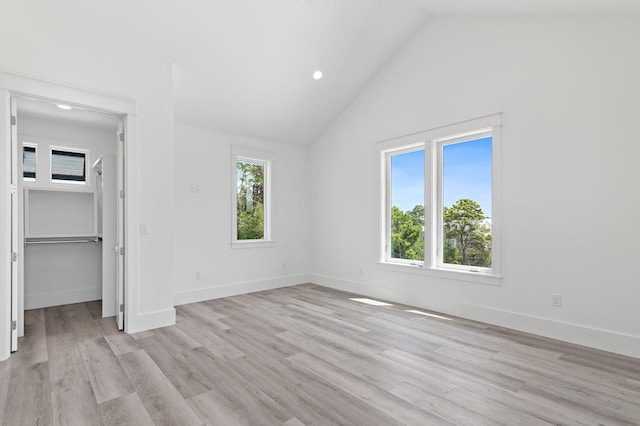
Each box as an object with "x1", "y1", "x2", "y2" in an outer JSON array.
[
  {"x1": 349, "y1": 298, "x2": 393, "y2": 306},
  {"x1": 405, "y1": 309, "x2": 452, "y2": 320}
]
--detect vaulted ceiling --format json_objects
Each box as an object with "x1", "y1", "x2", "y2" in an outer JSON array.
[{"x1": 3, "y1": 0, "x2": 639, "y2": 145}]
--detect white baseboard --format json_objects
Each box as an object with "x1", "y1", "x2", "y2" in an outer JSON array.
[
  {"x1": 174, "y1": 273, "x2": 311, "y2": 306},
  {"x1": 25, "y1": 287, "x2": 101, "y2": 310},
  {"x1": 127, "y1": 308, "x2": 176, "y2": 334},
  {"x1": 310, "y1": 273, "x2": 640, "y2": 359}
]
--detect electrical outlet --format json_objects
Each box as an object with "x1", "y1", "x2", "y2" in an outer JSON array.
[
  {"x1": 552, "y1": 294, "x2": 562, "y2": 307},
  {"x1": 188, "y1": 184, "x2": 201, "y2": 193},
  {"x1": 358, "y1": 266, "x2": 363, "y2": 274},
  {"x1": 140, "y1": 223, "x2": 149, "y2": 235},
  {"x1": 195, "y1": 272, "x2": 201, "y2": 281},
  {"x1": 282, "y1": 263, "x2": 287, "y2": 270}
]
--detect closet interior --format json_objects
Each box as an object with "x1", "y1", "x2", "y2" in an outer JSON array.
[{"x1": 16, "y1": 97, "x2": 122, "y2": 330}]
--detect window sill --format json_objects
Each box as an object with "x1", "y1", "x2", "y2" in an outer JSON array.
[
  {"x1": 231, "y1": 240, "x2": 276, "y2": 249},
  {"x1": 377, "y1": 261, "x2": 502, "y2": 286}
]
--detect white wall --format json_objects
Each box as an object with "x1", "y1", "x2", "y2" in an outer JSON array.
[
  {"x1": 309, "y1": 16, "x2": 640, "y2": 357},
  {"x1": 173, "y1": 125, "x2": 311, "y2": 305},
  {"x1": 24, "y1": 243, "x2": 102, "y2": 308},
  {"x1": 0, "y1": 25, "x2": 176, "y2": 360}
]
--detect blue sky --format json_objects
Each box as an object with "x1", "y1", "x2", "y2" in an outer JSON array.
[
  {"x1": 391, "y1": 137, "x2": 492, "y2": 217},
  {"x1": 390, "y1": 150, "x2": 424, "y2": 213}
]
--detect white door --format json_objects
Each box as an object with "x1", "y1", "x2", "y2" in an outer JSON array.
[
  {"x1": 116, "y1": 124, "x2": 124, "y2": 330},
  {"x1": 9, "y1": 98, "x2": 18, "y2": 351}
]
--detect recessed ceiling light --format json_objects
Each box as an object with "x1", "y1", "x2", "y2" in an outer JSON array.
[
  {"x1": 57, "y1": 104, "x2": 72, "y2": 110},
  {"x1": 312, "y1": 70, "x2": 323, "y2": 80}
]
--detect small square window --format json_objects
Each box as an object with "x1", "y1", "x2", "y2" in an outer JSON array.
[
  {"x1": 51, "y1": 149, "x2": 86, "y2": 183},
  {"x1": 23, "y1": 145, "x2": 36, "y2": 181}
]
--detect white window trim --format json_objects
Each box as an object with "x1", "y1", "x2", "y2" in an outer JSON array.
[
  {"x1": 434, "y1": 128, "x2": 493, "y2": 274},
  {"x1": 49, "y1": 145, "x2": 90, "y2": 186},
  {"x1": 230, "y1": 145, "x2": 275, "y2": 249},
  {"x1": 378, "y1": 113, "x2": 502, "y2": 286},
  {"x1": 382, "y1": 142, "x2": 424, "y2": 265}
]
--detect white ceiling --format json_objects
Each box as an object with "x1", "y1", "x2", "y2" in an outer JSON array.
[
  {"x1": 169, "y1": 0, "x2": 429, "y2": 146},
  {"x1": 16, "y1": 97, "x2": 121, "y2": 131},
  {"x1": 4, "y1": 0, "x2": 640, "y2": 146}
]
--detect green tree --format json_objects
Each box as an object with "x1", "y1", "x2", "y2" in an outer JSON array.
[
  {"x1": 391, "y1": 205, "x2": 424, "y2": 261},
  {"x1": 443, "y1": 199, "x2": 491, "y2": 267},
  {"x1": 408, "y1": 204, "x2": 424, "y2": 224},
  {"x1": 237, "y1": 161, "x2": 264, "y2": 240}
]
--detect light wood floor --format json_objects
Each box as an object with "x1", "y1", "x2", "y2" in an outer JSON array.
[{"x1": 1, "y1": 284, "x2": 640, "y2": 425}]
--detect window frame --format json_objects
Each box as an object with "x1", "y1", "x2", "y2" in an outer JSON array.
[
  {"x1": 230, "y1": 146, "x2": 274, "y2": 249},
  {"x1": 378, "y1": 114, "x2": 502, "y2": 285},
  {"x1": 435, "y1": 128, "x2": 493, "y2": 274},
  {"x1": 50, "y1": 146, "x2": 89, "y2": 185},
  {"x1": 382, "y1": 143, "x2": 425, "y2": 266}
]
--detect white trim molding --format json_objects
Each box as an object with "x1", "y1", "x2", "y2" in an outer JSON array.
[
  {"x1": 0, "y1": 71, "x2": 137, "y2": 115},
  {"x1": 174, "y1": 273, "x2": 311, "y2": 306},
  {"x1": 0, "y1": 89, "x2": 12, "y2": 360},
  {"x1": 310, "y1": 274, "x2": 640, "y2": 359},
  {"x1": 25, "y1": 287, "x2": 101, "y2": 310}
]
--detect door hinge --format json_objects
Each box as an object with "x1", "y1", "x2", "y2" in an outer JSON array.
[
  {"x1": 10, "y1": 184, "x2": 17, "y2": 194},
  {"x1": 119, "y1": 247, "x2": 125, "y2": 256},
  {"x1": 11, "y1": 115, "x2": 16, "y2": 126},
  {"x1": 11, "y1": 252, "x2": 17, "y2": 262},
  {"x1": 119, "y1": 303, "x2": 124, "y2": 313},
  {"x1": 119, "y1": 189, "x2": 124, "y2": 199},
  {"x1": 10, "y1": 321, "x2": 17, "y2": 331},
  {"x1": 119, "y1": 132, "x2": 124, "y2": 142}
]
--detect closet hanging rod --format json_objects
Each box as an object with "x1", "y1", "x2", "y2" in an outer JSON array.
[{"x1": 25, "y1": 238, "x2": 101, "y2": 245}]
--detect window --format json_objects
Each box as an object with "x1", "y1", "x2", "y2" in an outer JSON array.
[
  {"x1": 51, "y1": 148, "x2": 87, "y2": 184},
  {"x1": 231, "y1": 147, "x2": 273, "y2": 247},
  {"x1": 23, "y1": 145, "x2": 36, "y2": 181},
  {"x1": 236, "y1": 159, "x2": 266, "y2": 239},
  {"x1": 380, "y1": 114, "x2": 501, "y2": 282},
  {"x1": 386, "y1": 146, "x2": 425, "y2": 263},
  {"x1": 438, "y1": 132, "x2": 492, "y2": 271}
]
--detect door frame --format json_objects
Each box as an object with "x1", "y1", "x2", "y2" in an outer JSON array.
[
  {"x1": 0, "y1": 71, "x2": 138, "y2": 360},
  {"x1": 9, "y1": 97, "x2": 18, "y2": 351}
]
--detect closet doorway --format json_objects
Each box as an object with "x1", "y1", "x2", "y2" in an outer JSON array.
[{"x1": 9, "y1": 96, "x2": 126, "y2": 352}]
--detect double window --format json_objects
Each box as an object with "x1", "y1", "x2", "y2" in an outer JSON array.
[
  {"x1": 381, "y1": 114, "x2": 501, "y2": 280},
  {"x1": 23, "y1": 144, "x2": 88, "y2": 185},
  {"x1": 231, "y1": 147, "x2": 273, "y2": 247}
]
